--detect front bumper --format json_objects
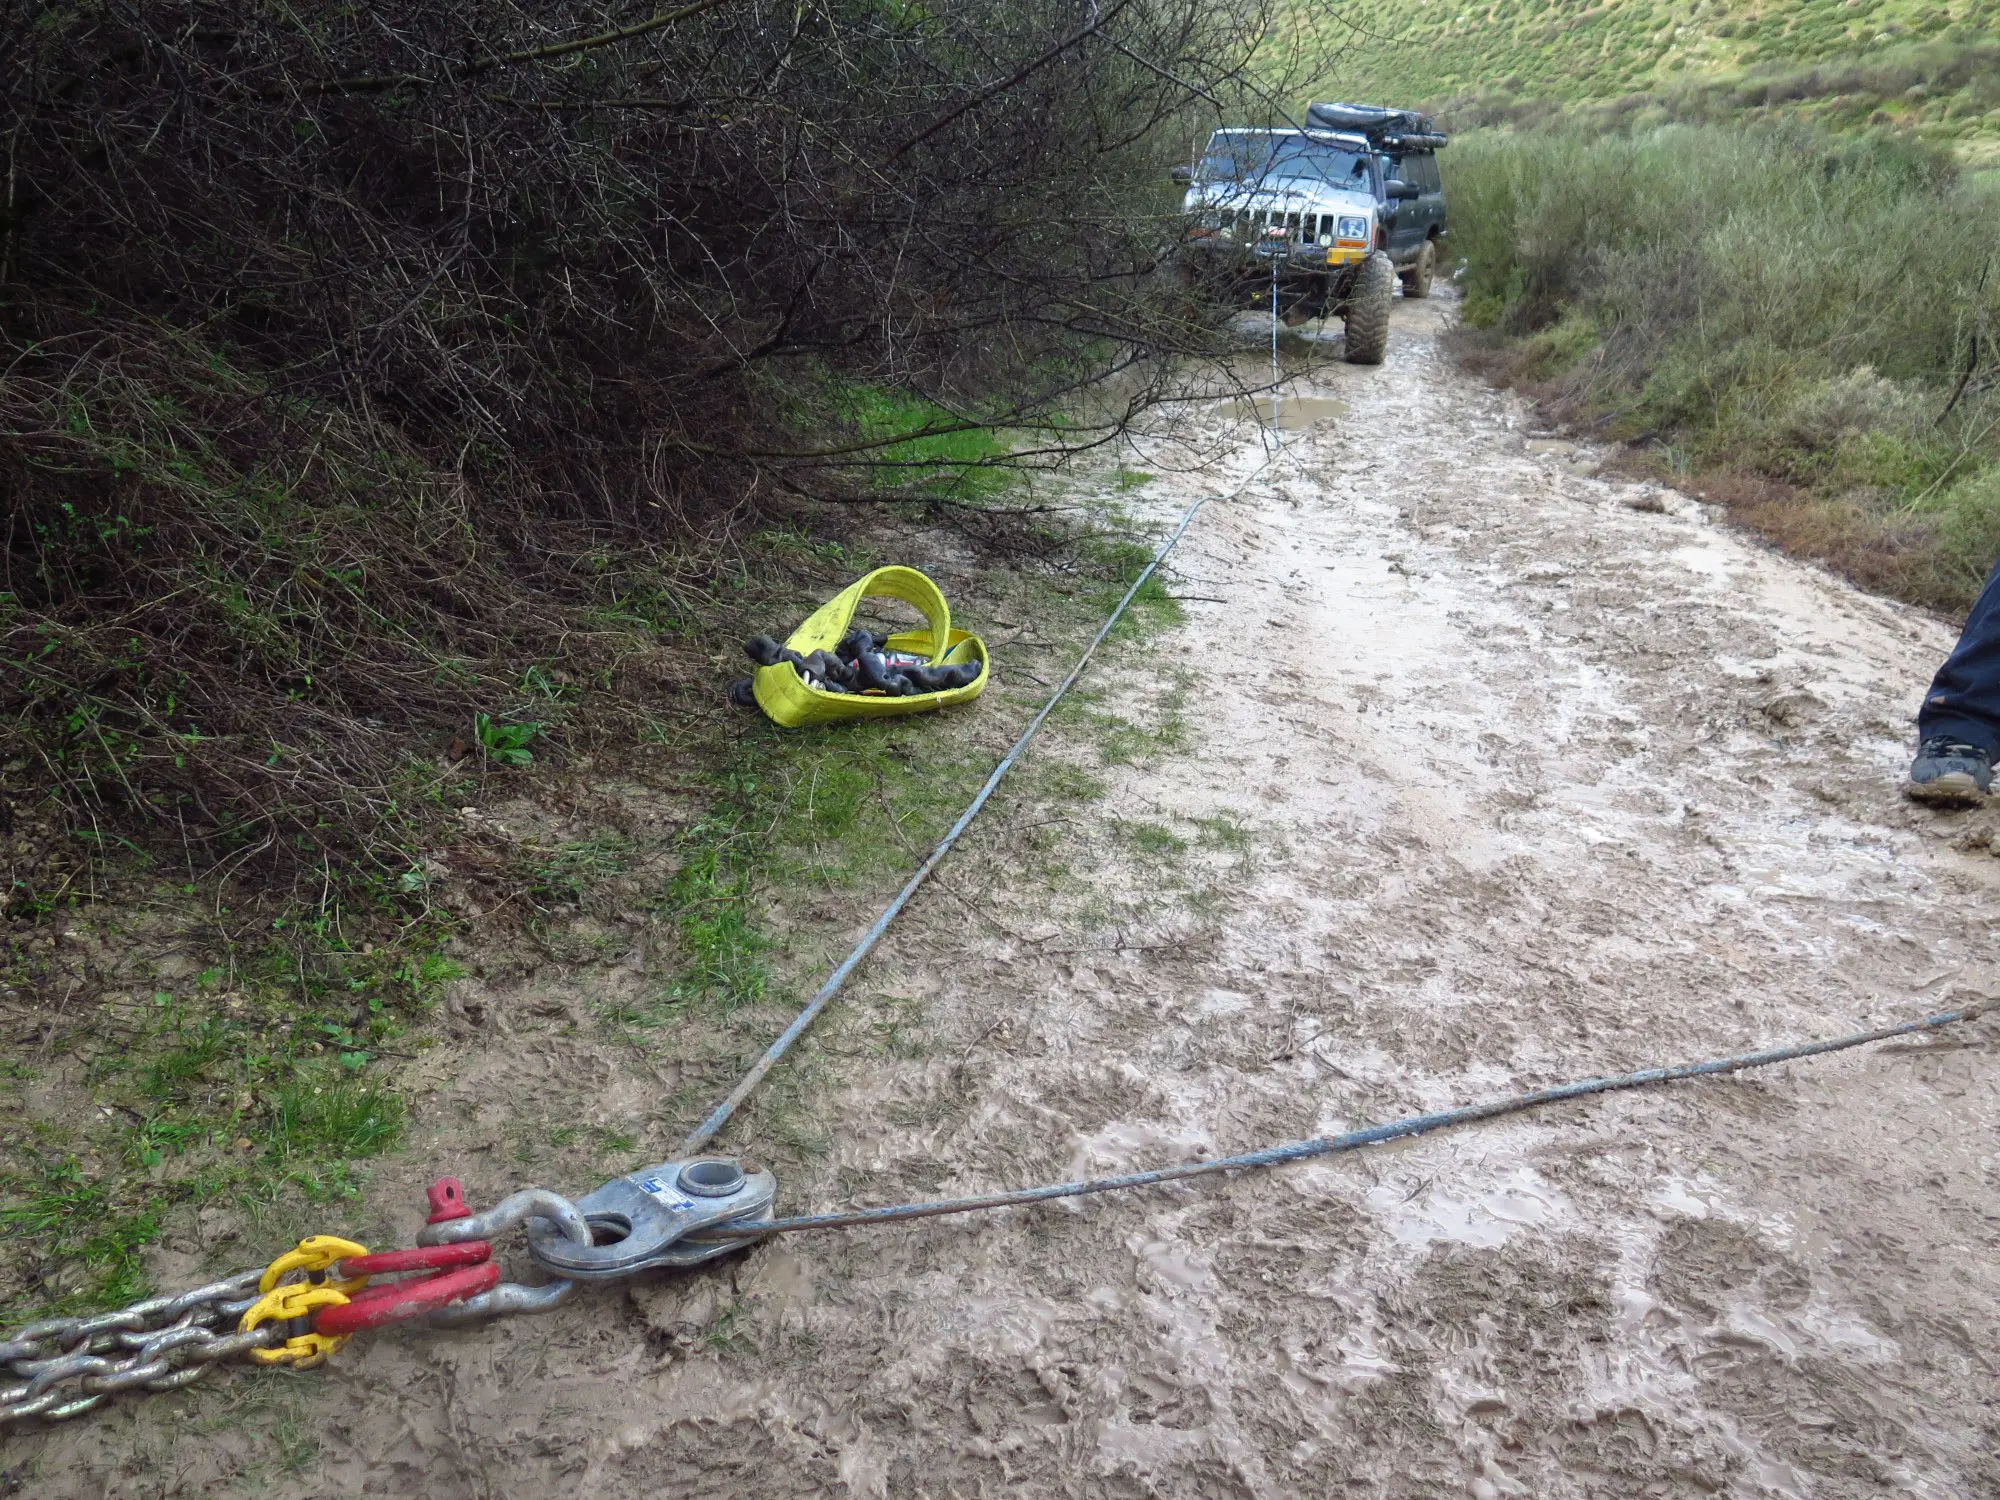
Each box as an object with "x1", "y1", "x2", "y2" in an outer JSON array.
[
  {"x1": 1181, "y1": 235, "x2": 1370, "y2": 272},
  {"x1": 1177, "y1": 242, "x2": 1372, "y2": 316}
]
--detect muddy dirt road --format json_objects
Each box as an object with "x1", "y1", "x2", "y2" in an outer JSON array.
[{"x1": 39, "y1": 295, "x2": 2000, "y2": 1496}]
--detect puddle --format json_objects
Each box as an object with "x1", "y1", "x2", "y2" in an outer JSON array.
[{"x1": 1218, "y1": 394, "x2": 1348, "y2": 430}]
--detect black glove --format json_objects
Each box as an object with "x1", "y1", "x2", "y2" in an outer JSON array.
[
  {"x1": 802, "y1": 649, "x2": 857, "y2": 688},
  {"x1": 854, "y1": 650, "x2": 914, "y2": 695},
  {"x1": 902, "y1": 661, "x2": 980, "y2": 692}
]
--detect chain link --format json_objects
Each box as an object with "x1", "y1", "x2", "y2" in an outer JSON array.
[
  {"x1": 0, "y1": 1269, "x2": 276, "y2": 1425},
  {"x1": 0, "y1": 1181, "x2": 595, "y2": 1424}
]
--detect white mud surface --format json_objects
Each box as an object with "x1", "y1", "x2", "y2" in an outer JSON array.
[{"x1": 32, "y1": 297, "x2": 2000, "y2": 1497}]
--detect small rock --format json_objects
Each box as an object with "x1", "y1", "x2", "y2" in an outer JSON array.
[
  {"x1": 233, "y1": 1136, "x2": 254, "y2": 1152},
  {"x1": 1622, "y1": 490, "x2": 1668, "y2": 513}
]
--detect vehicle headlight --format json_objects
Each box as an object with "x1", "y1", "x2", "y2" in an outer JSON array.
[{"x1": 1336, "y1": 215, "x2": 1369, "y2": 241}]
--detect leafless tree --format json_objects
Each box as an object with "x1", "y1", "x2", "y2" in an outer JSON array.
[{"x1": 0, "y1": 0, "x2": 1326, "y2": 895}]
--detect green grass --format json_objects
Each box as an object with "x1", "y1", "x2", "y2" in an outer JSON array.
[
  {"x1": 608, "y1": 712, "x2": 1000, "y2": 1033},
  {"x1": 1040, "y1": 763, "x2": 1110, "y2": 803},
  {"x1": 1447, "y1": 119, "x2": 2000, "y2": 609},
  {"x1": 826, "y1": 381, "x2": 1017, "y2": 499},
  {"x1": 0, "y1": 1157, "x2": 164, "y2": 1310},
  {"x1": 266, "y1": 1072, "x2": 406, "y2": 1159},
  {"x1": 0, "y1": 928, "x2": 457, "y2": 1319},
  {"x1": 1194, "y1": 814, "x2": 1253, "y2": 852},
  {"x1": 663, "y1": 838, "x2": 774, "y2": 1012},
  {"x1": 1116, "y1": 819, "x2": 1189, "y2": 856},
  {"x1": 1308, "y1": 1, "x2": 2000, "y2": 158},
  {"x1": 1078, "y1": 534, "x2": 1188, "y2": 644}
]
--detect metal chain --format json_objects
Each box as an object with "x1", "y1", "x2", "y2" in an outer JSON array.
[
  {"x1": 0, "y1": 1268, "x2": 277, "y2": 1425},
  {"x1": 0, "y1": 1183, "x2": 592, "y2": 1425}
]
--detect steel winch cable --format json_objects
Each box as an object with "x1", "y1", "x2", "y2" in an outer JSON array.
[
  {"x1": 673, "y1": 319, "x2": 1995, "y2": 1242},
  {"x1": 1269, "y1": 253, "x2": 1282, "y2": 440},
  {"x1": 679, "y1": 455, "x2": 1281, "y2": 1154},
  {"x1": 702, "y1": 1000, "x2": 1989, "y2": 1239}
]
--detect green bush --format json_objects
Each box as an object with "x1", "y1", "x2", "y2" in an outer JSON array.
[
  {"x1": 1447, "y1": 119, "x2": 2000, "y2": 608},
  {"x1": 1924, "y1": 466, "x2": 2000, "y2": 596}
]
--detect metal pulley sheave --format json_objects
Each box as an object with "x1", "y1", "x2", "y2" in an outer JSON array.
[{"x1": 524, "y1": 1157, "x2": 777, "y2": 1280}]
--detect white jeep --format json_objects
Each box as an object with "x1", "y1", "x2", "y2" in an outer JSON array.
[{"x1": 1174, "y1": 104, "x2": 1448, "y2": 364}]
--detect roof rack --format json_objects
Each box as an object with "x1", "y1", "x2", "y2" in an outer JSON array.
[{"x1": 1304, "y1": 102, "x2": 1449, "y2": 151}]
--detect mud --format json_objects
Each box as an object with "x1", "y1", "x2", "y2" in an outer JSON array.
[{"x1": 26, "y1": 295, "x2": 2000, "y2": 1497}]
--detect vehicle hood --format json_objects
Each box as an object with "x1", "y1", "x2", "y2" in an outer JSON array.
[{"x1": 1183, "y1": 177, "x2": 1375, "y2": 216}]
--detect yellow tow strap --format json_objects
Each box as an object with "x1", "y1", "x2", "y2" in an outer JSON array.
[{"x1": 750, "y1": 566, "x2": 988, "y2": 728}]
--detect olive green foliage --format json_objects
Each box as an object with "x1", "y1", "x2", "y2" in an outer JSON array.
[
  {"x1": 1449, "y1": 121, "x2": 2000, "y2": 606},
  {"x1": 1318, "y1": 1, "x2": 2000, "y2": 159}
]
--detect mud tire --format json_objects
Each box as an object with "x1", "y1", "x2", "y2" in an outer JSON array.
[
  {"x1": 1342, "y1": 252, "x2": 1394, "y2": 365},
  {"x1": 1401, "y1": 238, "x2": 1436, "y2": 299}
]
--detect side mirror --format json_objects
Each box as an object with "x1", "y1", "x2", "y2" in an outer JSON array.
[
  {"x1": 1170, "y1": 164, "x2": 1194, "y2": 185},
  {"x1": 1386, "y1": 179, "x2": 1420, "y2": 201}
]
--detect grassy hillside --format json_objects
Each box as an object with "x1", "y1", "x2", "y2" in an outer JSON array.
[{"x1": 1318, "y1": 0, "x2": 2000, "y2": 159}]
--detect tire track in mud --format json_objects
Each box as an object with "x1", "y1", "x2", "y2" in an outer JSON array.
[{"x1": 38, "y1": 297, "x2": 2000, "y2": 1498}]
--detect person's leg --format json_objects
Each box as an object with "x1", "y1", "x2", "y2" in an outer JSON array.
[{"x1": 1910, "y1": 555, "x2": 2000, "y2": 802}]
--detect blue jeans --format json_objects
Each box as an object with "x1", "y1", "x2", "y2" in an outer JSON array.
[{"x1": 1920, "y1": 556, "x2": 2000, "y2": 757}]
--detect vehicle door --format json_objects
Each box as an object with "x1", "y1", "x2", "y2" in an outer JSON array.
[
  {"x1": 1407, "y1": 151, "x2": 1443, "y2": 241},
  {"x1": 1378, "y1": 154, "x2": 1424, "y2": 261}
]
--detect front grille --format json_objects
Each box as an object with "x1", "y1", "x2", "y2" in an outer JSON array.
[{"x1": 1232, "y1": 209, "x2": 1330, "y2": 244}]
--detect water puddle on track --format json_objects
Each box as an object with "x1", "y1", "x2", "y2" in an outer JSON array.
[{"x1": 1217, "y1": 393, "x2": 1349, "y2": 430}]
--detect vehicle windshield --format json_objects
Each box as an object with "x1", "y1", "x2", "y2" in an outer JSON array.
[{"x1": 1197, "y1": 134, "x2": 1371, "y2": 190}]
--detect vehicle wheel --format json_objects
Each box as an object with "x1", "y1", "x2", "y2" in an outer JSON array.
[
  {"x1": 1401, "y1": 238, "x2": 1436, "y2": 299},
  {"x1": 1342, "y1": 252, "x2": 1394, "y2": 365}
]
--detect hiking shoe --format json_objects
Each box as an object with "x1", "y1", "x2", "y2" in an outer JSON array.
[{"x1": 1907, "y1": 737, "x2": 1994, "y2": 805}]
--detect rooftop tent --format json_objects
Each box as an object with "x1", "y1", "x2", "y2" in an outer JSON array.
[{"x1": 1304, "y1": 102, "x2": 1448, "y2": 149}]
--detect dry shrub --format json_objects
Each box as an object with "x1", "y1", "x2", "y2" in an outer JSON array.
[{"x1": 0, "y1": 0, "x2": 1310, "y2": 907}]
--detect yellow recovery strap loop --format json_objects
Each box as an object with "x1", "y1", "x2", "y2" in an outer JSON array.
[{"x1": 750, "y1": 566, "x2": 988, "y2": 728}]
